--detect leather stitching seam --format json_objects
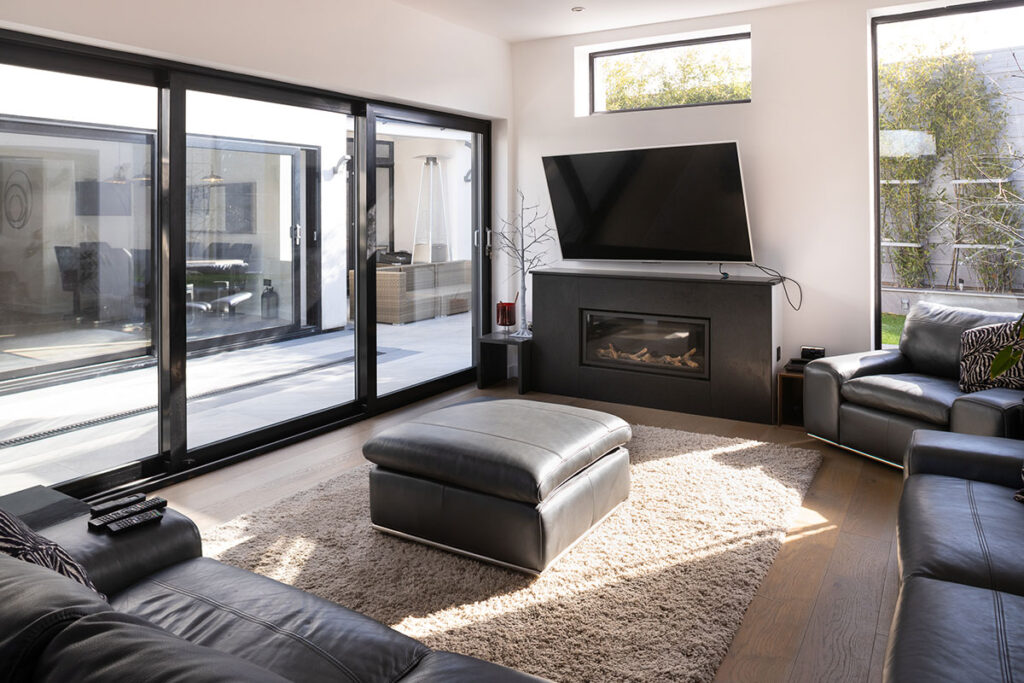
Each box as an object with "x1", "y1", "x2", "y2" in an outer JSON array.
[{"x1": 967, "y1": 480, "x2": 1013, "y2": 683}]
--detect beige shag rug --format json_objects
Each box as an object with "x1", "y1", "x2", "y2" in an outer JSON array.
[{"x1": 205, "y1": 425, "x2": 821, "y2": 682}]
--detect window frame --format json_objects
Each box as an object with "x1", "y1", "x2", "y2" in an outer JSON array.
[{"x1": 588, "y1": 31, "x2": 752, "y2": 115}]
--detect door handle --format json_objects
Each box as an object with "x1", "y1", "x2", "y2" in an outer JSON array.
[{"x1": 291, "y1": 225, "x2": 302, "y2": 245}]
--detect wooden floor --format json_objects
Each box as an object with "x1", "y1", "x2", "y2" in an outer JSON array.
[{"x1": 158, "y1": 382, "x2": 903, "y2": 683}]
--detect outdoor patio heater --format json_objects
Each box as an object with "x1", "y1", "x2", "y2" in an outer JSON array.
[{"x1": 412, "y1": 155, "x2": 450, "y2": 263}]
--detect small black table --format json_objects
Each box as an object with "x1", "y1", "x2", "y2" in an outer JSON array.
[
  {"x1": 477, "y1": 332, "x2": 532, "y2": 394},
  {"x1": 777, "y1": 370, "x2": 805, "y2": 429},
  {"x1": 0, "y1": 485, "x2": 88, "y2": 530}
]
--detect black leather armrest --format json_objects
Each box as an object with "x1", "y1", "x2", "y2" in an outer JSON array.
[
  {"x1": 904, "y1": 429, "x2": 1024, "y2": 488},
  {"x1": 951, "y1": 388, "x2": 1024, "y2": 439},
  {"x1": 804, "y1": 349, "x2": 909, "y2": 441},
  {"x1": 36, "y1": 509, "x2": 202, "y2": 598}
]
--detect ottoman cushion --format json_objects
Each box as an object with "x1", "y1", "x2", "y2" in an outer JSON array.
[{"x1": 362, "y1": 399, "x2": 631, "y2": 505}]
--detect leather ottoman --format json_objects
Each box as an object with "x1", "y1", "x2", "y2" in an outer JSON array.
[{"x1": 362, "y1": 399, "x2": 632, "y2": 574}]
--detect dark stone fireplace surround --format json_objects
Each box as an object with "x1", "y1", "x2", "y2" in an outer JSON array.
[{"x1": 532, "y1": 267, "x2": 783, "y2": 424}]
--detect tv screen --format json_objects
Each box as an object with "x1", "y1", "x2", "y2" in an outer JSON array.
[{"x1": 542, "y1": 142, "x2": 753, "y2": 262}]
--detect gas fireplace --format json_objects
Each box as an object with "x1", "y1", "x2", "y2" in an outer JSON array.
[{"x1": 582, "y1": 310, "x2": 709, "y2": 380}]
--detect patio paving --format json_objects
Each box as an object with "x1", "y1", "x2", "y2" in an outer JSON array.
[{"x1": 0, "y1": 313, "x2": 471, "y2": 494}]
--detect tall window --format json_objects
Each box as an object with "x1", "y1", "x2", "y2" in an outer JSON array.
[
  {"x1": 590, "y1": 33, "x2": 751, "y2": 114},
  {"x1": 875, "y1": 5, "x2": 1024, "y2": 344}
]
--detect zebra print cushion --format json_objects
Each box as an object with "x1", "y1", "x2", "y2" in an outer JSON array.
[
  {"x1": 959, "y1": 322, "x2": 1024, "y2": 393},
  {"x1": 0, "y1": 507, "x2": 102, "y2": 595}
]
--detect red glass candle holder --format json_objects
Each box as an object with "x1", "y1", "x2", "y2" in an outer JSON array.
[{"x1": 496, "y1": 301, "x2": 516, "y2": 328}]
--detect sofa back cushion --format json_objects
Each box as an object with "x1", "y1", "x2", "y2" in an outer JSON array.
[
  {"x1": 35, "y1": 612, "x2": 289, "y2": 682},
  {"x1": 900, "y1": 301, "x2": 1018, "y2": 379},
  {"x1": 0, "y1": 554, "x2": 110, "y2": 683}
]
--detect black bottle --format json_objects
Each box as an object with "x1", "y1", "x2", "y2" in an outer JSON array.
[{"x1": 261, "y1": 279, "x2": 279, "y2": 320}]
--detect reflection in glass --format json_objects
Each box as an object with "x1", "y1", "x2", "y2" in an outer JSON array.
[
  {"x1": 374, "y1": 119, "x2": 475, "y2": 396},
  {"x1": 185, "y1": 143, "x2": 296, "y2": 343},
  {"x1": 185, "y1": 91, "x2": 354, "y2": 449},
  {"x1": 0, "y1": 64, "x2": 158, "y2": 492}
]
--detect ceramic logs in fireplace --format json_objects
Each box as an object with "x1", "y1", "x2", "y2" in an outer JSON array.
[{"x1": 582, "y1": 311, "x2": 709, "y2": 380}]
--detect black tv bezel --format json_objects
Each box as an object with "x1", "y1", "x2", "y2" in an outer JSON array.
[{"x1": 542, "y1": 140, "x2": 755, "y2": 264}]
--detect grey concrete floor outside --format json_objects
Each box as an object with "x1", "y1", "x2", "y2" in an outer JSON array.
[{"x1": 0, "y1": 313, "x2": 471, "y2": 494}]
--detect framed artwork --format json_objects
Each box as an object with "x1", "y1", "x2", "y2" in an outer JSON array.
[{"x1": 1, "y1": 158, "x2": 44, "y2": 235}]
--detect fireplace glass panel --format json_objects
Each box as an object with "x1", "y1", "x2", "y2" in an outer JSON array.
[{"x1": 582, "y1": 310, "x2": 709, "y2": 379}]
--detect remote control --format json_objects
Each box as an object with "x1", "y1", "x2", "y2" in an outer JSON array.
[
  {"x1": 88, "y1": 497, "x2": 167, "y2": 531},
  {"x1": 106, "y1": 509, "x2": 163, "y2": 534},
  {"x1": 90, "y1": 493, "x2": 146, "y2": 518}
]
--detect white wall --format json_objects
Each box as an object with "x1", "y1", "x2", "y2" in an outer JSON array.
[
  {"x1": 511, "y1": 0, "x2": 892, "y2": 357},
  {"x1": 0, "y1": 0, "x2": 511, "y2": 120}
]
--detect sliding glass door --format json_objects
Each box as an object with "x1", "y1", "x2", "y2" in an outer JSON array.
[
  {"x1": 184, "y1": 88, "x2": 356, "y2": 451},
  {"x1": 0, "y1": 31, "x2": 490, "y2": 498},
  {"x1": 0, "y1": 63, "x2": 159, "y2": 494},
  {"x1": 367, "y1": 110, "x2": 487, "y2": 399}
]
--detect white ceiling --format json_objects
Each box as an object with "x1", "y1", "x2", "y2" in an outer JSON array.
[{"x1": 392, "y1": 0, "x2": 808, "y2": 43}]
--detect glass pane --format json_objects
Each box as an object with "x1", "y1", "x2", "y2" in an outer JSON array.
[
  {"x1": 877, "y1": 7, "x2": 1024, "y2": 345},
  {"x1": 593, "y1": 36, "x2": 751, "y2": 113},
  {"x1": 186, "y1": 91, "x2": 354, "y2": 449},
  {"x1": 374, "y1": 118, "x2": 474, "y2": 395},
  {"x1": 0, "y1": 64, "x2": 158, "y2": 493}
]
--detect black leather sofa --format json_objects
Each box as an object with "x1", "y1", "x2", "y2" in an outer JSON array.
[
  {"x1": 804, "y1": 301, "x2": 1024, "y2": 466},
  {"x1": 0, "y1": 507, "x2": 545, "y2": 682},
  {"x1": 885, "y1": 430, "x2": 1024, "y2": 681}
]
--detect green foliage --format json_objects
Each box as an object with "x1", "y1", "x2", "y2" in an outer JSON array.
[
  {"x1": 881, "y1": 312, "x2": 906, "y2": 346},
  {"x1": 599, "y1": 49, "x2": 750, "y2": 111},
  {"x1": 878, "y1": 47, "x2": 1023, "y2": 294},
  {"x1": 880, "y1": 183, "x2": 935, "y2": 288}
]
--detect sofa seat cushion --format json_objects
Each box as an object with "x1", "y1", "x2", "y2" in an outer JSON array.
[
  {"x1": 111, "y1": 557, "x2": 431, "y2": 683},
  {"x1": 35, "y1": 612, "x2": 289, "y2": 683},
  {"x1": 898, "y1": 473, "x2": 1024, "y2": 595},
  {"x1": 841, "y1": 373, "x2": 962, "y2": 425},
  {"x1": 885, "y1": 575, "x2": 1024, "y2": 683}
]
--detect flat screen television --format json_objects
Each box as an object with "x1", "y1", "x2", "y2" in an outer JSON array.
[{"x1": 542, "y1": 141, "x2": 753, "y2": 262}]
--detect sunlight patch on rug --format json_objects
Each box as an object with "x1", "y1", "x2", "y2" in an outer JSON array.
[{"x1": 204, "y1": 424, "x2": 822, "y2": 682}]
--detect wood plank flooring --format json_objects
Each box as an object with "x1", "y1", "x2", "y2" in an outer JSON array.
[{"x1": 157, "y1": 382, "x2": 903, "y2": 682}]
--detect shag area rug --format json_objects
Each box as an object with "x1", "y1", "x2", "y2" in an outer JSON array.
[{"x1": 204, "y1": 425, "x2": 821, "y2": 682}]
